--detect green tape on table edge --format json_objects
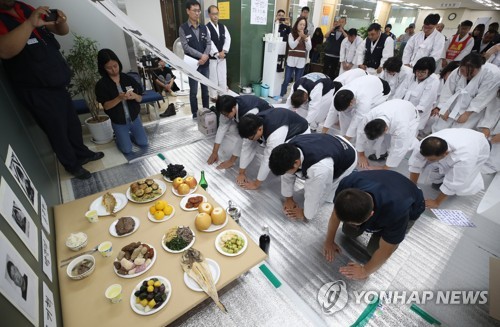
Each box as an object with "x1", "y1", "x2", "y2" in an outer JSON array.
[
  {"x1": 350, "y1": 295, "x2": 380, "y2": 327},
  {"x1": 410, "y1": 304, "x2": 442, "y2": 325},
  {"x1": 259, "y1": 264, "x2": 282, "y2": 288}
]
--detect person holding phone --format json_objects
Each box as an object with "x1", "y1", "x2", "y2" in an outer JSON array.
[
  {"x1": 95, "y1": 49, "x2": 148, "y2": 154},
  {"x1": 0, "y1": 1, "x2": 104, "y2": 180},
  {"x1": 275, "y1": 9, "x2": 290, "y2": 42},
  {"x1": 323, "y1": 17, "x2": 347, "y2": 79}
]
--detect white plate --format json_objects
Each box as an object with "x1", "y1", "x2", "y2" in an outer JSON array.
[
  {"x1": 203, "y1": 215, "x2": 229, "y2": 233},
  {"x1": 147, "y1": 206, "x2": 175, "y2": 223},
  {"x1": 163, "y1": 176, "x2": 173, "y2": 183},
  {"x1": 126, "y1": 179, "x2": 166, "y2": 203},
  {"x1": 183, "y1": 258, "x2": 220, "y2": 292},
  {"x1": 89, "y1": 193, "x2": 128, "y2": 216},
  {"x1": 161, "y1": 227, "x2": 196, "y2": 253},
  {"x1": 130, "y1": 276, "x2": 171, "y2": 315},
  {"x1": 109, "y1": 216, "x2": 140, "y2": 237},
  {"x1": 215, "y1": 230, "x2": 248, "y2": 257},
  {"x1": 171, "y1": 184, "x2": 198, "y2": 197},
  {"x1": 179, "y1": 194, "x2": 207, "y2": 211},
  {"x1": 114, "y1": 243, "x2": 157, "y2": 278}
]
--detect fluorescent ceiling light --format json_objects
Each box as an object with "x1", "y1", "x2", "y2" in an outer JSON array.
[
  {"x1": 361, "y1": 7, "x2": 372, "y2": 10},
  {"x1": 420, "y1": 6, "x2": 434, "y2": 9},
  {"x1": 406, "y1": 3, "x2": 420, "y2": 6},
  {"x1": 386, "y1": 0, "x2": 403, "y2": 3}
]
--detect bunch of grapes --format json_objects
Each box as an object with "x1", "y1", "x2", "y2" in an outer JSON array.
[{"x1": 161, "y1": 164, "x2": 187, "y2": 180}]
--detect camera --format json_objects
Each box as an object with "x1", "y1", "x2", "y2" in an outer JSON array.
[{"x1": 44, "y1": 9, "x2": 58, "y2": 22}]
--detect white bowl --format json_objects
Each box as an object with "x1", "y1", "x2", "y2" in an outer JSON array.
[
  {"x1": 66, "y1": 254, "x2": 96, "y2": 280},
  {"x1": 65, "y1": 232, "x2": 88, "y2": 251}
]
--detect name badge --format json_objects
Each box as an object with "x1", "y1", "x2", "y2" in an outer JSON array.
[
  {"x1": 27, "y1": 38, "x2": 38, "y2": 45},
  {"x1": 186, "y1": 35, "x2": 192, "y2": 39}
]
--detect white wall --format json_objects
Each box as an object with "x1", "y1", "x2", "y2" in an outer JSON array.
[
  {"x1": 25, "y1": 0, "x2": 131, "y2": 72},
  {"x1": 124, "y1": 0, "x2": 164, "y2": 48}
]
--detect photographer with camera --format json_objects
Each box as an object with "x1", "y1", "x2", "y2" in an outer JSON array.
[{"x1": 0, "y1": 1, "x2": 104, "y2": 180}]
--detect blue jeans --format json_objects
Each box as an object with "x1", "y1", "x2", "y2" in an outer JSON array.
[
  {"x1": 112, "y1": 116, "x2": 148, "y2": 154},
  {"x1": 280, "y1": 65, "x2": 305, "y2": 97},
  {"x1": 188, "y1": 64, "x2": 210, "y2": 116}
]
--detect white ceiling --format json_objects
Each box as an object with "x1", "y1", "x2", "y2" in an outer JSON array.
[{"x1": 386, "y1": 0, "x2": 500, "y2": 11}]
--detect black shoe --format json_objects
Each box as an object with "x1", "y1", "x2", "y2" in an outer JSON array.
[
  {"x1": 69, "y1": 167, "x2": 92, "y2": 180},
  {"x1": 192, "y1": 114, "x2": 197, "y2": 119},
  {"x1": 368, "y1": 152, "x2": 388, "y2": 161},
  {"x1": 431, "y1": 183, "x2": 443, "y2": 190},
  {"x1": 160, "y1": 103, "x2": 176, "y2": 117},
  {"x1": 80, "y1": 152, "x2": 104, "y2": 165}
]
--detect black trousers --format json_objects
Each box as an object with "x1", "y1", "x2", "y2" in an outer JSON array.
[
  {"x1": 17, "y1": 87, "x2": 93, "y2": 172},
  {"x1": 323, "y1": 56, "x2": 340, "y2": 80}
]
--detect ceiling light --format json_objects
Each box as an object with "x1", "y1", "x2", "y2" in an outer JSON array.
[{"x1": 420, "y1": 6, "x2": 434, "y2": 9}]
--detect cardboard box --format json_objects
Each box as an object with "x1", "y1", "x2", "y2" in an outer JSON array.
[
  {"x1": 197, "y1": 108, "x2": 217, "y2": 135},
  {"x1": 490, "y1": 257, "x2": 500, "y2": 321}
]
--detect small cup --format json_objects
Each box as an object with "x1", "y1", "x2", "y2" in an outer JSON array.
[
  {"x1": 98, "y1": 241, "x2": 113, "y2": 257},
  {"x1": 85, "y1": 210, "x2": 99, "y2": 223},
  {"x1": 105, "y1": 284, "x2": 122, "y2": 303}
]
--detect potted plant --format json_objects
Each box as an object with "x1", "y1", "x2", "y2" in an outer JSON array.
[{"x1": 65, "y1": 34, "x2": 113, "y2": 144}]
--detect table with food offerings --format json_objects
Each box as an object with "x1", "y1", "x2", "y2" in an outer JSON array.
[{"x1": 54, "y1": 173, "x2": 267, "y2": 327}]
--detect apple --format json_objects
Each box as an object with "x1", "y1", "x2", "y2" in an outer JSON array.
[
  {"x1": 198, "y1": 202, "x2": 213, "y2": 215},
  {"x1": 185, "y1": 176, "x2": 197, "y2": 189},
  {"x1": 211, "y1": 207, "x2": 226, "y2": 225},
  {"x1": 177, "y1": 183, "x2": 191, "y2": 195},
  {"x1": 173, "y1": 177, "x2": 184, "y2": 189},
  {"x1": 195, "y1": 213, "x2": 212, "y2": 231}
]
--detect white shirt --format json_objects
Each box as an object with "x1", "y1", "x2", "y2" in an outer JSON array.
[
  {"x1": 441, "y1": 34, "x2": 474, "y2": 61},
  {"x1": 214, "y1": 106, "x2": 258, "y2": 144},
  {"x1": 286, "y1": 33, "x2": 312, "y2": 68},
  {"x1": 281, "y1": 149, "x2": 334, "y2": 219},
  {"x1": 378, "y1": 65, "x2": 413, "y2": 99},
  {"x1": 477, "y1": 95, "x2": 500, "y2": 133},
  {"x1": 340, "y1": 36, "x2": 363, "y2": 65},
  {"x1": 240, "y1": 126, "x2": 290, "y2": 181},
  {"x1": 438, "y1": 63, "x2": 500, "y2": 119},
  {"x1": 286, "y1": 83, "x2": 323, "y2": 123},
  {"x1": 403, "y1": 29, "x2": 446, "y2": 67},
  {"x1": 335, "y1": 75, "x2": 385, "y2": 138},
  {"x1": 356, "y1": 35, "x2": 394, "y2": 69},
  {"x1": 356, "y1": 99, "x2": 419, "y2": 167},
  {"x1": 207, "y1": 22, "x2": 231, "y2": 58},
  {"x1": 408, "y1": 128, "x2": 490, "y2": 196},
  {"x1": 334, "y1": 68, "x2": 368, "y2": 86}
]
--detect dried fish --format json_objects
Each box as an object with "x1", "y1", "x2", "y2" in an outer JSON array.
[
  {"x1": 102, "y1": 192, "x2": 117, "y2": 216},
  {"x1": 180, "y1": 248, "x2": 227, "y2": 313}
]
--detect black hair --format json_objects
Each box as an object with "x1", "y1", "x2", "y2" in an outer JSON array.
[
  {"x1": 237, "y1": 114, "x2": 263, "y2": 138},
  {"x1": 301, "y1": 6, "x2": 310, "y2": 13},
  {"x1": 333, "y1": 81, "x2": 343, "y2": 94},
  {"x1": 291, "y1": 90, "x2": 307, "y2": 108},
  {"x1": 413, "y1": 57, "x2": 436, "y2": 76},
  {"x1": 364, "y1": 119, "x2": 387, "y2": 140},
  {"x1": 473, "y1": 24, "x2": 486, "y2": 38},
  {"x1": 420, "y1": 136, "x2": 448, "y2": 157},
  {"x1": 367, "y1": 23, "x2": 381, "y2": 32},
  {"x1": 97, "y1": 49, "x2": 123, "y2": 77},
  {"x1": 489, "y1": 22, "x2": 499, "y2": 32},
  {"x1": 207, "y1": 5, "x2": 218, "y2": 14},
  {"x1": 334, "y1": 189, "x2": 373, "y2": 223},
  {"x1": 347, "y1": 28, "x2": 358, "y2": 36},
  {"x1": 292, "y1": 17, "x2": 308, "y2": 38},
  {"x1": 439, "y1": 61, "x2": 460, "y2": 79},
  {"x1": 423, "y1": 14, "x2": 440, "y2": 25},
  {"x1": 269, "y1": 143, "x2": 300, "y2": 176},
  {"x1": 6, "y1": 261, "x2": 14, "y2": 279},
  {"x1": 334, "y1": 90, "x2": 354, "y2": 111},
  {"x1": 277, "y1": 9, "x2": 285, "y2": 15},
  {"x1": 185, "y1": 0, "x2": 200, "y2": 10},
  {"x1": 460, "y1": 53, "x2": 483, "y2": 77},
  {"x1": 461, "y1": 20, "x2": 473, "y2": 28},
  {"x1": 383, "y1": 56, "x2": 403, "y2": 73},
  {"x1": 216, "y1": 95, "x2": 237, "y2": 114},
  {"x1": 385, "y1": 24, "x2": 392, "y2": 29}
]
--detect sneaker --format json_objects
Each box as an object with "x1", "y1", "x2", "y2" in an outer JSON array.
[
  {"x1": 160, "y1": 103, "x2": 176, "y2": 117},
  {"x1": 169, "y1": 91, "x2": 177, "y2": 97},
  {"x1": 368, "y1": 152, "x2": 388, "y2": 161},
  {"x1": 69, "y1": 167, "x2": 92, "y2": 180},
  {"x1": 80, "y1": 152, "x2": 104, "y2": 165}
]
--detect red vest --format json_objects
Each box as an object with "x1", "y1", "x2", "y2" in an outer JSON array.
[
  {"x1": 446, "y1": 34, "x2": 472, "y2": 60},
  {"x1": 288, "y1": 36, "x2": 307, "y2": 59}
]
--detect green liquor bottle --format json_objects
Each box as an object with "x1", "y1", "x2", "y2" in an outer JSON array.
[{"x1": 199, "y1": 171, "x2": 208, "y2": 191}]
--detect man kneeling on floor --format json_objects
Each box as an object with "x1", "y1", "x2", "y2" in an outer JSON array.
[{"x1": 323, "y1": 170, "x2": 425, "y2": 279}]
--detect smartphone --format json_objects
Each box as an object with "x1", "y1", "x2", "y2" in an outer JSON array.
[
  {"x1": 279, "y1": 17, "x2": 286, "y2": 22},
  {"x1": 44, "y1": 9, "x2": 58, "y2": 22}
]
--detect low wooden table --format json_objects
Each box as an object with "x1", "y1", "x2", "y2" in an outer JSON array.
[{"x1": 54, "y1": 174, "x2": 266, "y2": 326}]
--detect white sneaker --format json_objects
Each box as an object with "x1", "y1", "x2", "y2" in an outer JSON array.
[{"x1": 169, "y1": 91, "x2": 177, "y2": 97}]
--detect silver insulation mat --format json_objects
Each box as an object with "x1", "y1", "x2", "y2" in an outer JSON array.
[{"x1": 69, "y1": 130, "x2": 500, "y2": 326}]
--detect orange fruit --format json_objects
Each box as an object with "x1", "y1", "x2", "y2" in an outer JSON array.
[
  {"x1": 155, "y1": 201, "x2": 165, "y2": 211},
  {"x1": 149, "y1": 206, "x2": 157, "y2": 215},
  {"x1": 163, "y1": 205, "x2": 173, "y2": 215},
  {"x1": 154, "y1": 211, "x2": 165, "y2": 220}
]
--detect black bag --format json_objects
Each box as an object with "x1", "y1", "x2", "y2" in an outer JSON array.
[{"x1": 160, "y1": 103, "x2": 176, "y2": 117}]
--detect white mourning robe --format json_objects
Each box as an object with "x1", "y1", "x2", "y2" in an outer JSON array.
[{"x1": 403, "y1": 29, "x2": 446, "y2": 67}]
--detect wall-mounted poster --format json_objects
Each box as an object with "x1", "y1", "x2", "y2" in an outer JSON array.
[
  {"x1": 43, "y1": 282, "x2": 57, "y2": 327},
  {"x1": 40, "y1": 195, "x2": 50, "y2": 235},
  {"x1": 41, "y1": 232, "x2": 53, "y2": 282},
  {"x1": 0, "y1": 177, "x2": 39, "y2": 260},
  {"x1": 5, "y1": 145, "x2": 39, "y2": 214},
  {"x1": 0, "y1": 231, "x2": 39, "y2": 326},
  {"x1": 250, "y1": 0, "x2": 267, "y2": 25}
]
